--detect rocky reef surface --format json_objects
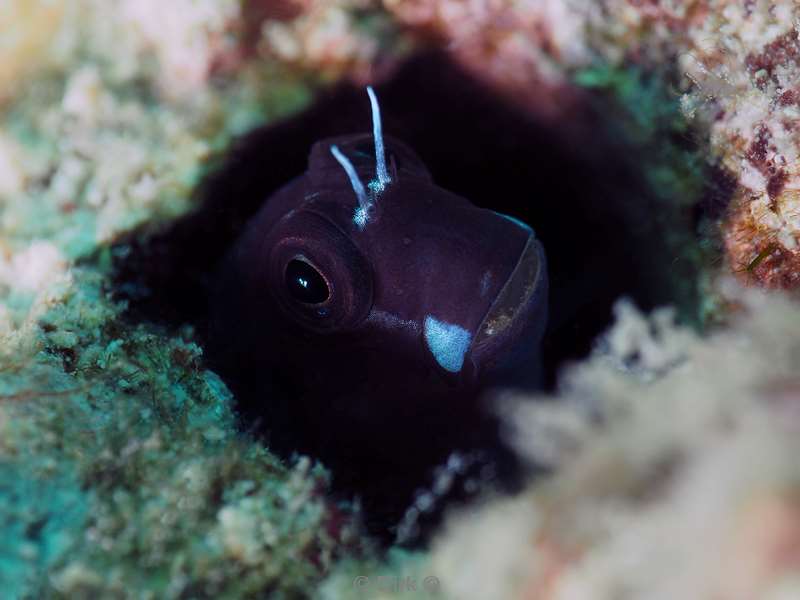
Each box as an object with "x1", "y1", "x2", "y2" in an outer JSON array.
[
  {"x1": 0, "y1": 1, "x2": 373, "y2": 597},
  {"x1": 2, "y1": 1, "x2": 800, "y2": 599}
]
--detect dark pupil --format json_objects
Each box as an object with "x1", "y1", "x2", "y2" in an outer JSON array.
[{"x1": 285, "y1": 259, "x2": 329, "y2": 304}]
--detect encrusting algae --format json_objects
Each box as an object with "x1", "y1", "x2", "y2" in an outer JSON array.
[{"x1": 0, "y1": 1, "x2": 382, "y2": 597}]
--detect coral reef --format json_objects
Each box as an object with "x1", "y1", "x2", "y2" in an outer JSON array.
[
  {"x1": 0, "y1": 0, "x2": 319, "y2": 258},
  {"x1": 683, "y1": 4, "x2": 800, "y2": 288},
  {"x1": 0, "y1": 1, "x2": 65, "y2": 107},
  {"x1": 576, "y1": 0, "x2": 800, "y2": 288},
  {"x1": 31, "y1": 273, "x2": 360, "y2": 598},
  {"x1": 3, "y1": 0, "x2": 800, "y2": 598}
]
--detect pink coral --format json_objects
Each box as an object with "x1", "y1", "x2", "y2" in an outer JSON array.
[
  {"x1": 671, "y1": 2, "x2": 800, "y2": 287},
  {"x1": 384, "y1": 0, "x2": 590, "y2": 119},
  {"x1": 257, "y1": 0, "x2": 403, "y2": 81}
]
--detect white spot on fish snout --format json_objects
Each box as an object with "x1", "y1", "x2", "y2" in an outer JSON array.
[{"x1": 423, "y1": 316, "x2": 472, "y2": 373}]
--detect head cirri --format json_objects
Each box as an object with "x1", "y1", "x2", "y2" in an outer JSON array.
[{"x1": 211, "y1": 86, "x2": 548, "y2": 493}]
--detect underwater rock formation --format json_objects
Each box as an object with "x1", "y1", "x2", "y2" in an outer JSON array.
[
  {"x1": 599, "y1": 0, "x2": 800, "y2": 288},
  {"x1": 577, "y1": 0, "x2": 800, "y2": 289},
  {"x1": 382, "y1": 0, "x2": 591, "y2": 120},
  {"x1": 3, "y1": 0, "x2": 800, "y2": 598},
  {"x1": 697, "y1": 9, "x2": 800, "y2": 288}
]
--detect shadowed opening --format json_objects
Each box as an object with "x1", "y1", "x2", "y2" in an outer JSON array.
[{"x1": 110, "y1": 50, "x2": 724, "y2": 544}]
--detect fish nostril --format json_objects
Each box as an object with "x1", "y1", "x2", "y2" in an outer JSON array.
[{"x1": 471, "y1": 234, "x2": 545, "y2": 359}]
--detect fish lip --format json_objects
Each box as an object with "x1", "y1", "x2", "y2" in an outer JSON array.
[{"x1": 469, "y1": 233, "x2": 547, "y2": 376}]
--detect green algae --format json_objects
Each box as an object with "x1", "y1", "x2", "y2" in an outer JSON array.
[
  {"x1": 574, "y1": 63, "x2": 713, "y2": 328},
  {"x1": 0, "y1": 462, "x2": 88, "y2": 599},
  {"x1": 0, "y1": 265, "x2": 364, "y2": 600},
  {"x1": 575, "y1": 64, "x2": 705, "y2": 204},
  {"x1": 319, "y1": 548, "x2": 435, "y2": 600}
]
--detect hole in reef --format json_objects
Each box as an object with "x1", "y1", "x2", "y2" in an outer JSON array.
[{"x1": 112, "y1": 50, "x2": 714, "y2": 544}]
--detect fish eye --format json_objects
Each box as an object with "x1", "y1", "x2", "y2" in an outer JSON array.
[
  {"x1": 285, "y1": 258, "x2": 330, "y2": 305},
  {"x1": 265, "y1": 210, "x2": 373, "y2": 332}
]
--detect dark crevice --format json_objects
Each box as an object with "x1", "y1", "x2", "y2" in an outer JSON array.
[{"x1": 112, "y1": 50, "x2": 706, "y2": 543}]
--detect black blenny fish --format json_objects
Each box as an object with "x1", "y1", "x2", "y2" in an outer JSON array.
[{"x1": 210, "y1": 87, "x2": 548, "y2": 538}]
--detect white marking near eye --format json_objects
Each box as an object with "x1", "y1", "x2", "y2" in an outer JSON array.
[
  {"x1": 423, "y1": 315, "x2": 472, "y2": 373},
  {"x1": 367, "y1": 310, "x2": 419, "y2": 332},
  {"x1": 330, "y1": 144, "x2": 372, "y2": 229},
  {"x1": 354, "y1": 205, "x2": 369, "y2": 229}
]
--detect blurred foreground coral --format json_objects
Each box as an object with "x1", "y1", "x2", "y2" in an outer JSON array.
[{"x1": 330, "y1": 287, "x2": 800, "y2": 600}]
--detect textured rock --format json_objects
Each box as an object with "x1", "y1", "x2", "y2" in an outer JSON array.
[
  {"x1": 673, "y1": 1, "x2": 800, "y2": 287},
  {"x1": 4, "y1": 0, "x2": 800, "y2": 598},
  {"x1": 383, "y1": 0, "x2": 591, "y2": 119}
]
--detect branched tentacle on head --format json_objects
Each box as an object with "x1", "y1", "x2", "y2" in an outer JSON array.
[
  {"x1": 330, "y1": 144, "x2": 372, "y2": 229},
  {"x1": 330, "y1": 86, "x2": 393, "y2": 230},
  {"x1": 367, "y1": 85, "x2": 391, "y2": 192}
]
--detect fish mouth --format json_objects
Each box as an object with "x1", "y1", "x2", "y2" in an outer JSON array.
[{"x1": 469, "y1": 233, "x2": 547, "y2": 376}]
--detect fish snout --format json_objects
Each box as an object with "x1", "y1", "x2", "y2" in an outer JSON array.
[
  {"x1": 469, "y1": 233, "x2": 548, "y2": 386},
  {"x1": 419, "y1": 231, "x2": 547, "y2": 388},
  {"x1": 412, "y1": 207, "x2": 547, "y2": 388}
]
